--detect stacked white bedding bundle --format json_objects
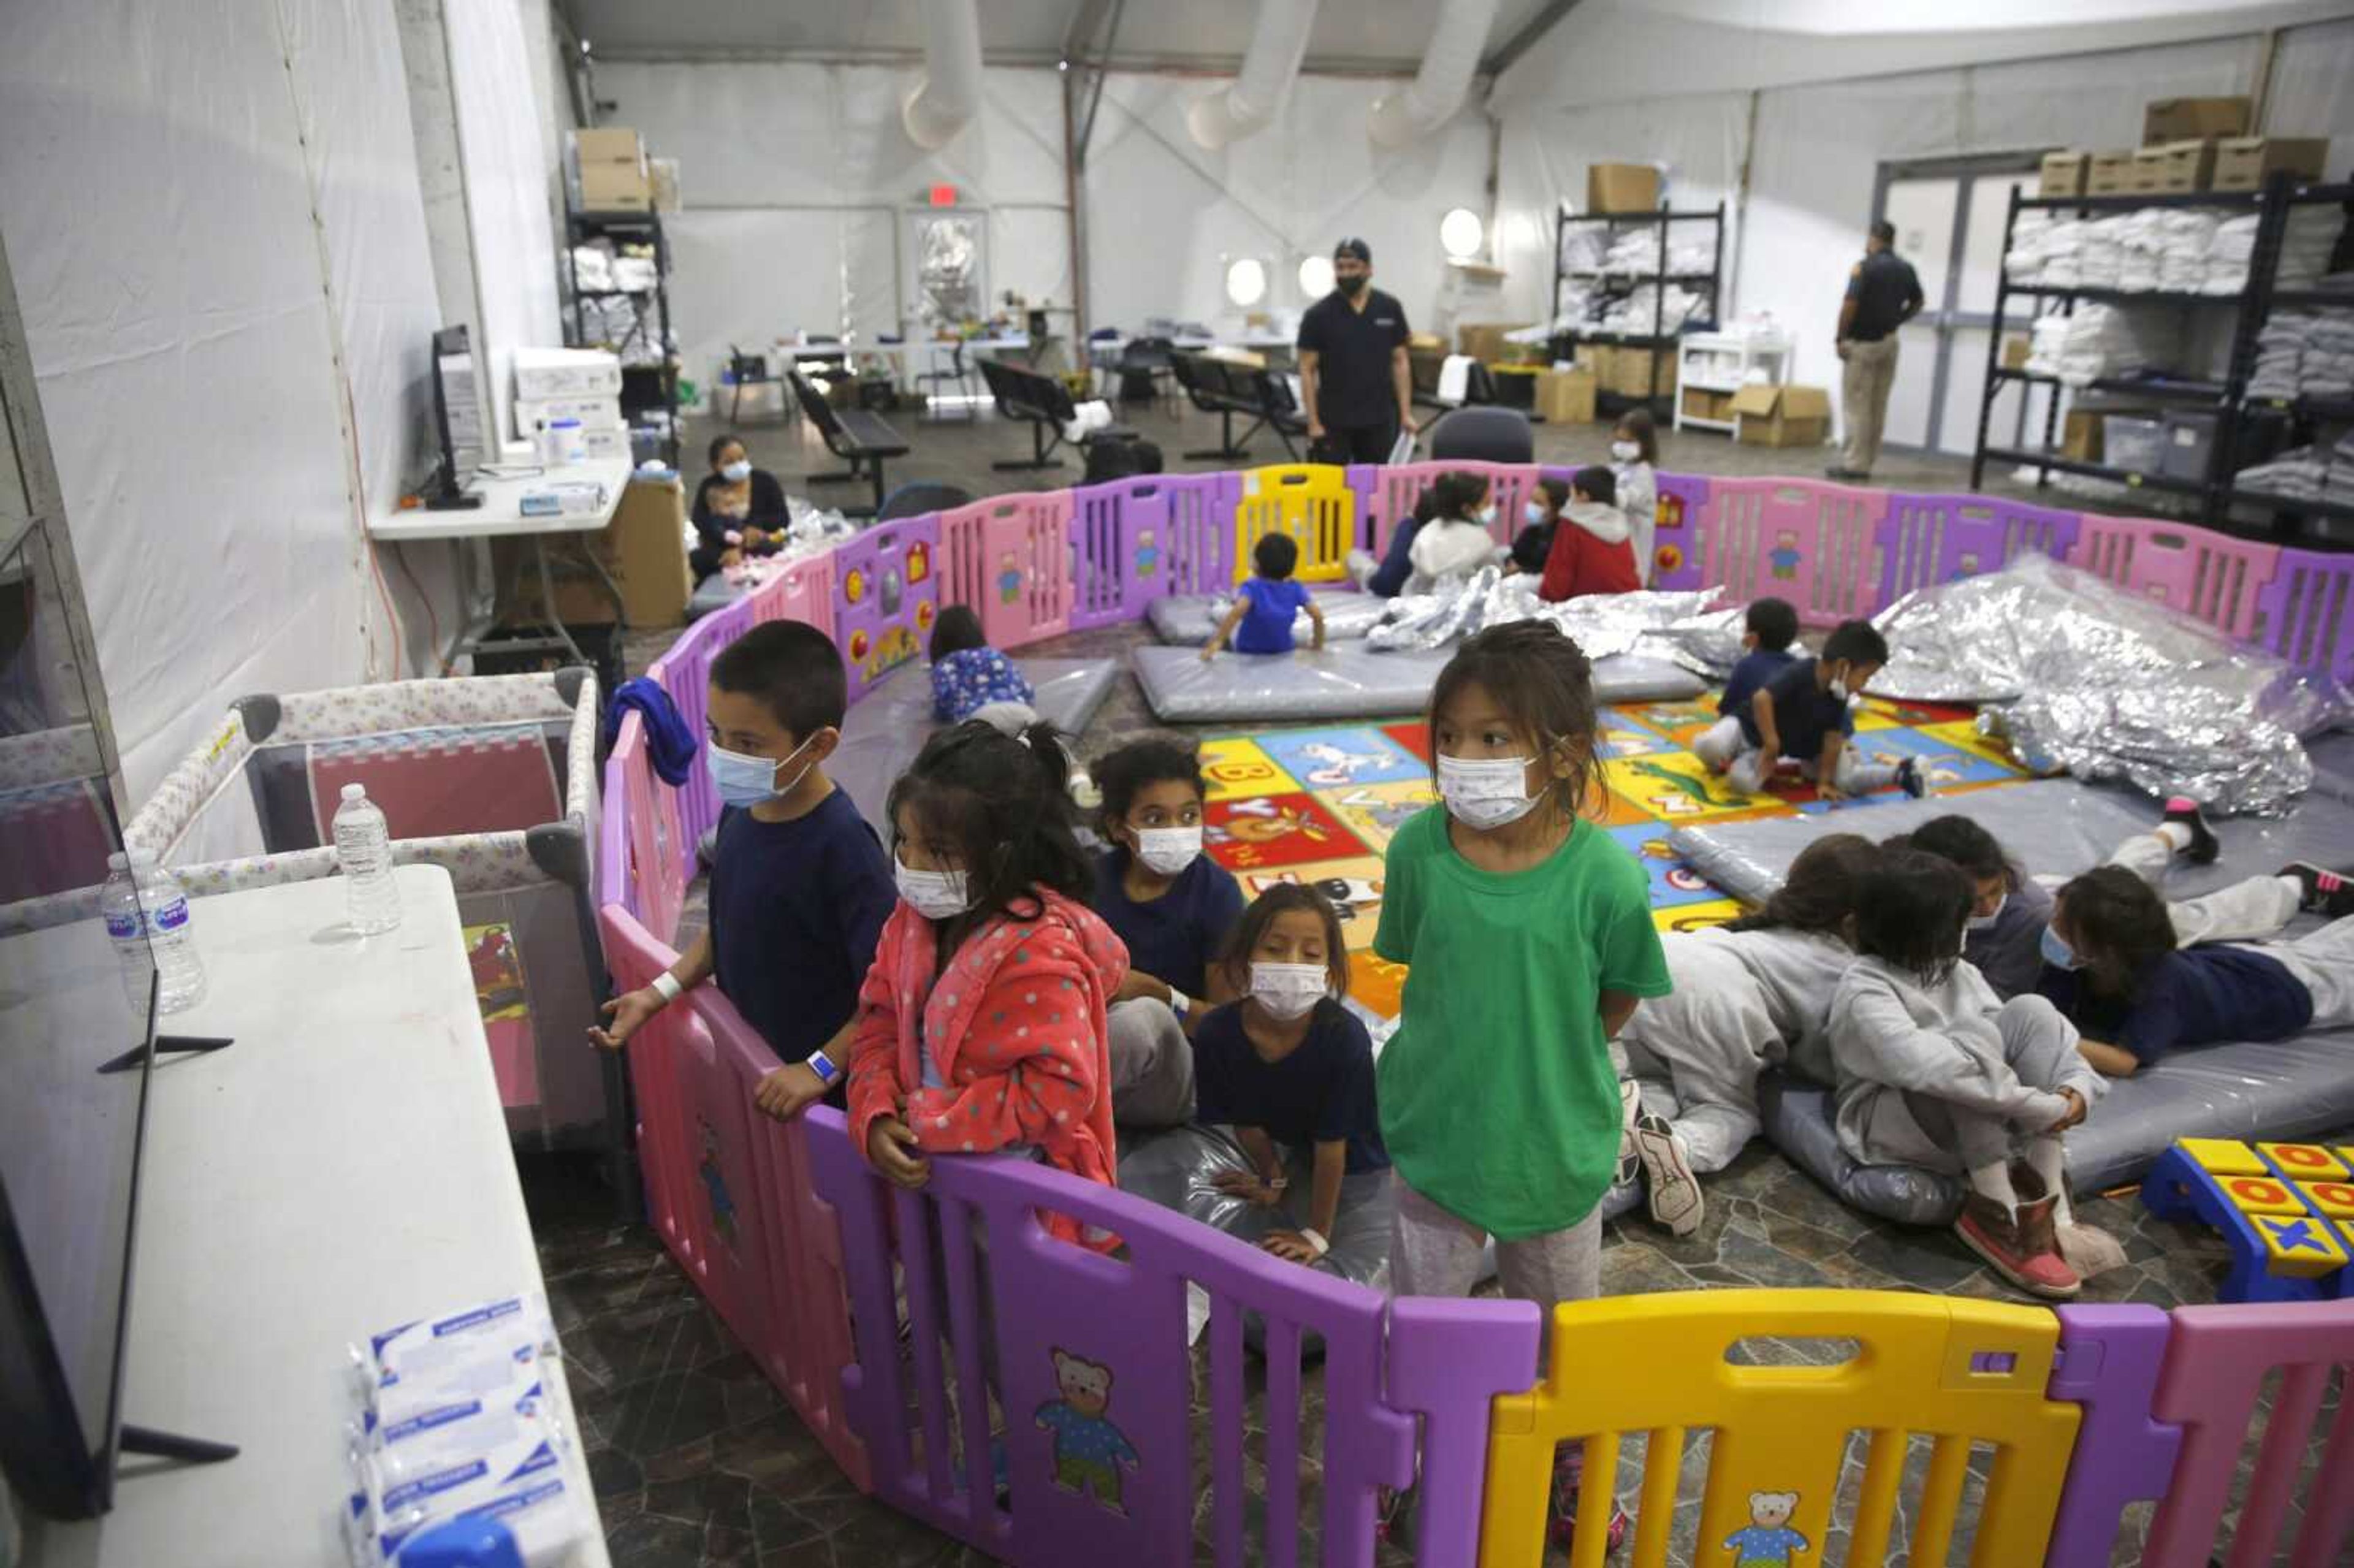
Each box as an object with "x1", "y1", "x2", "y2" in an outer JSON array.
[
  {"x1": 2245, "y1": 309, "x2": 2354, "y2": 401},
  {"x1": 2115, "y1": 208, "x2": 2165, "y2": 293},
  {"x1": 2022, "y1": 304, "x2": 2165, "y2": 387},
  {"x1": 1558, "y1": 224, "x2": 1608, "y2": 275},
  {"x1": 2157, "y1": 208, "x2": 2226, "y2": 292},
  {"x1": 2004, "y1": 211, "x2": 2057, "y2": 284},
  {"x1": 2279, "y1": 207, "x2": 2347, "y2": 289},
  {"x1": 1599, "y1": 284, "x2": 1705, "y2": 336},
  {"x1": 1596, "y1": 229, "x2": 1713, "y2": 276},
  {"x1": 2236, "y1": 444, "x2": 2331, "y2": 500},
  {"x1": 2204, "y1": 215, "x2": 2260, "y2": 294},
  {"x1": 2072, "y1": 215, "x2": 2135, "y2": 289}
]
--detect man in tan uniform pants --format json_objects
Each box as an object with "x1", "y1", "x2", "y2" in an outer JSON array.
[{"x1": 1830, "y1": 219, "x2": 1923, "y2": 481}]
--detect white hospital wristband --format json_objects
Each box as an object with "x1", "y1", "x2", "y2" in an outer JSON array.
[
  {"x1": 805, "y1": 1048, "x2": 839, "y2": 1086},
  {"x1": 650, "y1": 972, "x2": 684, "y2": 1004},
  {"x1": 1298, "y1": 1228, "x2": 1330, "y2": 1258}
]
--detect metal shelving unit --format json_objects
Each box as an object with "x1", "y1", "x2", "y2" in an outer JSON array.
[
  {"x1": 1969, "y1": 175, "x2": 2354, "y2": 541},
  {"x1": 1550, "y1": 202, "x2": 1725, "y2": 413},
  {"x1": 562, "y1": 208, "x2": 680, "y2": 470}
]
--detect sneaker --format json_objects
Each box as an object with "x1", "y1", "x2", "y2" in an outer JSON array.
[
  {"x1": 2163, "y1": 796, "x2": 2219, "y2": 865},
  {"x1": 1548, "y1": 1467, "x2": 1631, "y2": 1553},
  {"x1": 1896, "y1": 756, "x2": 1929, "y2": 799},
  {"x1": 1634, "y1": 1113, "x2": 1704, "y2": 1238},
  {"x1": 1375, "y1": 1485, "x2": 1416, "y2": 1547},
  {"x1": 2281, "y1": 861, "x2": 2354, "y2": 918},
  {"x1": 1615, "y1": 1078, "x2": 1643, "y2": 1187},
  {"x1": 1955, "y1": 1191, "x2": 2079, "y2": 1300}
]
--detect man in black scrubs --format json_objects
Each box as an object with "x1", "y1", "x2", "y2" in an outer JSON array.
[{"x1": 1297, "y1": 238, "x2": 1417, "y2": 465}]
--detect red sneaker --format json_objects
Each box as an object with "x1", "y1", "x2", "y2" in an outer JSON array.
[{"x1": 1956, "y1": 1192, "x2": 2079, "y2": 1300}]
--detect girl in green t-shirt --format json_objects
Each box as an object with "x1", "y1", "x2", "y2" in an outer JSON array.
[{"x1": 1372, "y1": 621, "x2": 1671, "y2": 1551}]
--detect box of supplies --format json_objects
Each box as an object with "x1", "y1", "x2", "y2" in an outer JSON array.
[
  {"x1": 513, "y1": 346, "x2": 622, "y2": 400},
  {"x1": 1537, "y1": 368, "x2": 1598, "y2": 424},
  {"x1": 2143, "y1": 97, "x2": 2250, "y2": 145},
  {"x1": 2158, "y1": 410, "x2": 2220, "y2": 482},
  {"x1": 1731, "y1": 384, "x2": 1830, "y2": 449},
  {"x1": 2062, "y1": 408, "x2": 2105, "y2": 463},
  {"x1": 579, "y1": 162, "x2": 652, "y2": 211},
  {"x1": 1586, "y1": 163, "x2": 1659, "y2": 215},
  {"x1": 2038, "y1": 151, "x2": 2091, "y2": 198},
  {"x1": 2103, "y1": 414, "x2": 2165, "y2": 474},
  {"x1": 2002, "y1": 334, "x2": 2032, "y2": 370},
  {"x1": 497, "y1": 476, "x2": 690, "y2": 629},
  {"x1": 2211, "y1": 136, "x2": 2331, "y2": 192},
  {"x1": 2133, "y1": 140, "x2": 2215, "y2": 194},
  {"x1": 1456, "y1": 322, "x2": 1531, "y2": 362},
  {"x1": 572, "y1": 127, "x2": 645, "y2": 167},
  {"x1": 1609, "y1": 348, "x2": 1665, "y2": 400},
  {"x1": 515, "y1": 393, "x2": 624, "y2": 433},
  {"x1": 2086, "y1": 151, "x2": 2136, "y2": 196},
  {"x1": 1680, "y1": 386, "x2": 1733, "y2": 424}
]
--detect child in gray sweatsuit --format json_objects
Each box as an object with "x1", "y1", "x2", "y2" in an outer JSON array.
[{"x1": 1827, "y1": 849, "x2": 2102, "y2": 1301}]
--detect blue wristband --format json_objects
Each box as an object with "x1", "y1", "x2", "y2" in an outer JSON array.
[{"x1": 806, "y1": 1048, "x2": 838, "y2": 1085}]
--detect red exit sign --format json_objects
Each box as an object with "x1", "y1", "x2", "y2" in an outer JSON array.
[{"x1": 928, "y1": 183, "x2": 958, "y2": 207}]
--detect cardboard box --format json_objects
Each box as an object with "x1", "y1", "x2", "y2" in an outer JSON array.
[
  {"x1": 2062, "y1": 408, "x2": 2105, "y2": 463},
  {"x1": 2143, "y1": 96, "x2": 2250, "y2": 145},
  {"x1": 1586, "y1": 162, "x2": 1659, "y2": 214},
  {"x1": 2001, "y1": 334, "x2": 2032, "y2": 371},
  {"x1": 648, "y1": 156, "x2": 682, "y2": 213},
  {"x1": 513, "y1": 346, "x2": 622, "y2": 400},
  {"x1": 495, "y1": 476, "x2": 691, "y2": 630},
  {"x1": 1680, "y1": 386, "x2": 1734, "y2": 424},
  {"x1": 2038, "y1": 151, "x2": 2091, "y2": 198},
  {"x1": 2211, "y1": 136, "x2": 2331, "y2": 192},
  {"x1": 1456, "y1": 322, "x2": 1533, "y2": 362},
  {"x1": 573, "y1": 127, "x2": 645, "y2": 167},
  {"x1": 2133, "y1": 140, "x2": 2215, "y2": 194},
  {"x1": 2086, "y1": 151, "x2": 2136, "y2": 196},
  {"x1": 1536, "y1": 368, "x2": 1598, "y2": 424},
  {"x1": 1731, "y1": 384, "x2": 1830, "y2": 449},
  {"x1": 579, "y1": 162, "x2": 652, "y2": 211},
  {"x1": 1608, "y1": 348, "x2": 1665, "y2": 400}
]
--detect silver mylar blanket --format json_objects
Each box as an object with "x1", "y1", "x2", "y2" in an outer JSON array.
[
  {"x1": 1868, "y1": 553, "x2": 2347, "y2": 816},
  {"x1": 1365, "y1": 568, "x2": 1746, "y2": 676}
]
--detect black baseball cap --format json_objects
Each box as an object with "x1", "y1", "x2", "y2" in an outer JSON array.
[{"x1": 1333, "y1": 237, "x2": 1372, "y2": 264}]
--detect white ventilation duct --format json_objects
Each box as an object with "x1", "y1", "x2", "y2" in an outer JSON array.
[
  {"x1": 1367, "y1": 0, "x2": 1499, "y2": 149},
  {"x1": 1186, "y1": 0, "x2": 1320, "y2": 150},
  {"x1": 902, "y1": 0, "x2": 985, "y2": 150}
]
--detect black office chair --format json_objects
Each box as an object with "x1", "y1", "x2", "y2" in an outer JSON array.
[
  {"x1": 876, "y1": 481, "x2": 973, "y2": 522},
  {"x1": 726, "y1": 346, "x2": 780, "y2": 427},
  {"x1": 1427, "y1": 405, "x2": 1534, "y2": 463},
  {"x1": 1113, "y1": 335, "x2": 1179, "y2": 417},
  {"x1": 913, "y1": 340, "x2": 978, "y2": 423}
]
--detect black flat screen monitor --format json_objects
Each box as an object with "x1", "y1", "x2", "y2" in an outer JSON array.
[{"x1": 0, "y1": 519, "x2": 156, "y2": 1519}]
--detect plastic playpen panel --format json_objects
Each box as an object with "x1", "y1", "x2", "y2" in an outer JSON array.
[
  {"x1": 832, "y1": 514, "x2": 940, "y2": 701},
  {"x1": 301, "y1": 725, "x2": 560, "y2": 842},
  {"x1": 1701, "y1": 478, "x2": 1887, "y2": 626},
  {"x1": 650, "y1": 598, "x2": 753, "y2": 873},
  {"x1": 752, "y1": 550, "x2": 838, "y2": 642},
  {"x1": 1233, "y1": 465, "x2": 1357, "y2": 585},
  {"x1": 1479, "y1": 1290, "x2": 2078, "y2": 1568},
  {"x1": 598, "y1": 905, "x2": 702, "y2": 1278},
  {"x1": 1650, "y1": 471, "x2": 1709, "y2": 591},
  {"x1": 2066, "y1": 516, "x2": 2279, "y2": 642},
  {"x1": 2253, "y1": 547, "x2": 2354, "y2": 688},
  {"x1": 1879, "y1": 493, "x2": 2082, "y2": 603},
  {"x1": 934, "y1": 491, "x2": 1074, "y2": 651},
  {"x1": 0, "y1": 780, "x2": 113, "y2": 902},
  {"x1": 1350, "y1": 460, "x2": 1537, "y2": 555},
  {"x1": 1065, "y1": 474, "x2": 1225, "y2": 631}
]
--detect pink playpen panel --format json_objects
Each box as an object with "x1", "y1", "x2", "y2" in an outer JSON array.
[
  {"x1": 2253, "y1": 547, "x2": 2354, "y2": 688},
  {"x1": 0, "y1": 780, "x2": 113, "y2": 902},
  {"x1": 1879, "y1": 492, "x2": 2082, "y2": 603},
  {"x1": 935, "y1": 492, "x2": 1074, "y2": 651},
  {"x1": 599, "y1": 717, "x2": 685, "y2": 942},
  {"x1": 750, "y1": 550, "x2": 839, "y2": 643},
  {"x1": 2142, "y1": 1298, "x2": 2354, "y2": 1568},
  {"x1": 1067, "y1": 475, "x2": 1226, "y2": 631},
  {"x1": 1701, "y1": 477, "x2": 1887, "y2": 625},
  {"x1": 303, "y1": 726, "x2": 560, "y2": 843},
  {"x1": 2066, "y1": 516, "x2": 2279, "y2": 642},
  {"x1": 598, "y1": 905, "x2": 703, "y2": 1279},
  {"x1": 804, "y1": 1108, "x2": 1419, "y2": 1567},
  {"x1": 833, "y1": 515, "x2": 942, "y2": 701},
  {"x1": 1651, "y1": 470, "x2": 1709, "y2": 592},
  {"x1": 652, "y1": 598, "x2": 754, "y2": 880}
]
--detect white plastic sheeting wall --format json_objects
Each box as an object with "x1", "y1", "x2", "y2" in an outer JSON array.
[{"x1": 0, "y1": 0, "x2": 459, "y2": 805}]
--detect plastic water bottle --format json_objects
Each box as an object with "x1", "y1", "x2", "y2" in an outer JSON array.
[
  {"x1": 109, "y1": 848, "x2": 205, "y2": 1013},
  {"x1": 333, "y1": 783, "x2": 403, "y2": 935}
]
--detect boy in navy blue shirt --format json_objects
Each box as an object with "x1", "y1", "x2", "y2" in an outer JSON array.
[
  {"x1": 591, "y1": 621, "x2": 897, "y2": 1122},
  {"x1": 1691, "y1": 596, "x2": 1800, "y2": 774},
  {"x1": 1696, "y1": 618, "x2": 1925, "y2": 802},
  {"x1": 1204, "y1": 534, "x2": 1326, "y2": 659}
]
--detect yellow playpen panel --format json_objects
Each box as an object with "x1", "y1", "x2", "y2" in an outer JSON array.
[
  {"x1": 1230, "y1": 464, "x2": 1355, "y2": 585},
  {"x1": 1479, "y1": 1290, "x2": 2079, "y2": 1568}
]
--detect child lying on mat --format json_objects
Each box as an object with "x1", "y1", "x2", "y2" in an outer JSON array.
[
  {"x1": 1612, "y1": 834, "x2": 1878, "y2": 1238},
  {"x1": 1203, "y1": 533, "x2": 1327, "y2": 660},
  {"x1": 1827, "y1": 850, "x2": 2101, "y2": 1300},
  {"x1": 1902, "y1": 808, "x2": 2353, "y2": 1000},
  {"x1": 928, "y1": 604, "x2": 1037, "y2": 734},
  {"x1": 1693, "y1": 618, "x2": 1926, "y2": 802},
  {"x1": 848, "y1": 721, "x2": 1128, "y2": 1252},
  {"x1": 2038, "y1": 866, "x2": 2354, "y2": 1079},
  {"x1": 1191, "y1": 885, "x2": 1389, "y2": 1269}
]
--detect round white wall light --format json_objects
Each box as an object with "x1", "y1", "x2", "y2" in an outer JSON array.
[
  {"x1": 1224, "y1": 256, "x2": 1268, "y2": 308},
  {"x1": 1440, "y1": 207, "x2": 1485, "y2": 260},
  {"x1": 1298, "y1": 254, "x2": 1335, "y2": 299}
]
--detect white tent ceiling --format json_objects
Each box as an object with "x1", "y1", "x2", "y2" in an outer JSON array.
[{"x1": 557, "y1": 0, "x2": 1561, "y2": 68}]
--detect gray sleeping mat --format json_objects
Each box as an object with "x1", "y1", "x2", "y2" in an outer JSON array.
[
  {"x1": 687, "y1": 573, "x2": 742, "y2": 620},
  {"x1": 1669, "y1": 777, "x2": 2354, "y2": 909},
  {"x1": 834, "y1": 658, "x2": 1116, "y2": 833},
  {"x1": 2307, "y1": 730, "x2": 2354, "y2": 807},
  {"x1": 1133, "y1": 643, "x2": 1705, "y2": 723},
  {"x1": 1145, "y1": 587, "x2": 1393, "y2": 646}
]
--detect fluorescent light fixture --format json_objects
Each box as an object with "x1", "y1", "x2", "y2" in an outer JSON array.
[
  {"x1": 1224, "y1": 256, "x2": 1268, "y2": 308},
  {"x1": 1440, "y1": 207, "x2": 1484, "y2": 259},
  {"x1": 1298, "y1": 255, "x2": 1335, "y2": 299}
]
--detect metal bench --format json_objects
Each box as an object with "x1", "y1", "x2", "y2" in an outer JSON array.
[{"x1": 786, "y1": 367, "x2": 909, "y2": 517}]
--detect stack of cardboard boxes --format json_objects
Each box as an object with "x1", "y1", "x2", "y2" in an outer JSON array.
[
  {"x1": 2036, "y1": 98, "x2": 2331, "y2": 199},
  {"x1": 572, "y1": 127, "x2": 652, "y2": 213},
  {"x1": 511, "y1": 348, "x2": 629, "y2": 463},
  {"x1": 496, "y1": 476, "x2": 693, "y2": 631}
]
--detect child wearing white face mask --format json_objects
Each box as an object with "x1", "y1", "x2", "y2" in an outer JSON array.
[
  {"x1": 847, "y1": 721, "x2": 1130, "y2": 1250},
  {"x1": 1086, "y1": 739, "x2": 1246, "y2": 1127},
  {"x1": 1696, "y1": 618, "x2": 1927, "y2": 802},
  {"x1": 1374, "y1": 620, "x2": 1667, "y2": 1550},
  {"x1": 1401, "y1": 471, "x2": 1501, "y2": 595},
  {"x1": 1609, "y1": 409, "x2": 1659, "y2": 585},
  {"x1": 1190, "y1": 885, "x2": 1388, "y2": 1269}
]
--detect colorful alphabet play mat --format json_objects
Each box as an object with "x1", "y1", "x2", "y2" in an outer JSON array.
[{"x1": 1195, "y1": 694, "x2": 2032, "y2": 1018}]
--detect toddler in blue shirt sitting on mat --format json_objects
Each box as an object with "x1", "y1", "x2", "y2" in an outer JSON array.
[
  {"x1": 1203, "y1": 534, "x2": 1327, "y2": 660},
  {"x1": 929, "y1": 604, "x2": 1038, "y2": 734}
]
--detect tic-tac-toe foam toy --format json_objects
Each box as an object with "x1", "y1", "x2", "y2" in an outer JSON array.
[{"x1": 2140, "y1": 1139, "x2": 2354, "y2": 1304}]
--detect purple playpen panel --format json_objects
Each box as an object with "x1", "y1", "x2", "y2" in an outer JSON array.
[
  {"x1": 684, "y1": 991, "x2": 871, "y2": 1492},
  {"x1": 2042, "y1": 1305, "x2": 2182, "y2": 1568},
  {"x1": 1651, "y1": 470, "x2": 1710, "y2": 592},
  {"x1": 1878, "y1": 492, "x2": 2082, "y2": 604},
  {"x1": 833, "y1": 515, "x2": 941, "y2": 701},
  {"x1": 1384, "y1": 1296, "x2": 1544, "y2": 1566},
  {"x1": 2066, "y1": 515, "x2": 2279, "y2": 642},
  {"x1": 2253, "y1": 546, "x2": 2354, "y2": 688},
  {"x1": 1349, "y1": 460, "x2": 1537, "y2": 554},
  {"x1": 598, "y1": 905, "x2": 701, "y2": 1280},
  {"x1": 1702, "y1": 477, "x2": 1887, "y2": 626},
  {"x1": 2143, "y1": 1297, "x2": 2354, "y2": 1568},
  {"x1": 804, "y1": 1109, "x2": 1415, "y2": 1568},
  {"x1": 1067, "y1": 474, "x2": 1217, "y2": 631}
]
